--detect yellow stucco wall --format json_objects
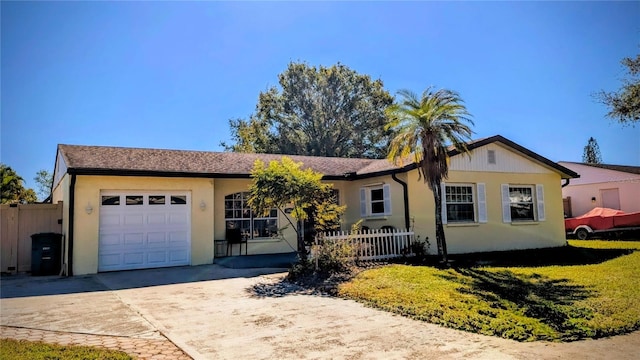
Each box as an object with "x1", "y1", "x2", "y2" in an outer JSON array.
[
  {"x1": 70, "y1": 175, "x2": 215, "y2": 275},
  {"x1": 56, "y1": 163, "x2": 567, "y2": 274},
  {"x1": 341, "y1": 174, "x2": 408, "y2": 231},
  {"x1": 407, "y1": 170, "x2": 567, "y2": 254}
]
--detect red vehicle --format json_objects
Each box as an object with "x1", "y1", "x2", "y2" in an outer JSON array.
[{"x1": 565, "y1": 207, "x2": 640, "y2": 240}]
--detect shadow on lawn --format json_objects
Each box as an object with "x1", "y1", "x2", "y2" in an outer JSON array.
[
  {"x1": 440, "y1": 268, "x2": 595, "y2": 339},
  {"x1": 419, "y1": 245, "x2": 635, "y2": 268}
]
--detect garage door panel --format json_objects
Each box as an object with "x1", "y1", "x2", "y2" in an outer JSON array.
[
  {"x1": 99, "y1": 191, "x2": 191, "y2": 272},
  {"x1": 168, "y1": 231, "x2": 188, "y2": 243},
  {"x1": 123, "y1": 252, "x2": 144, "y2": 265},
  {"x1": 99, "y1": 253, "x2": 122, "y2": 267},
  {"x1": 147, "y1": 213, "x2": 166, "y2": 225},
  {"x1": 101, "y1": 214, "x2": 121, "y2": 227},
  {"x1": 169, "y1": 250, "x2": 189, "y2": 262},
  {"x1": 168, "y1": 213, "x2": 188, "y2": 225},
  {"x1": 147, "y1": 251, "x2": 167, "y2": 264},
  {"x1": 100, "y1": 233, "x2": 122, "y2": 247},
  {"x1": 124, "y1": 214, "x2": 144, "y2": 226},
  {"x1": 123, "y1": 233, "x2": 144, "y2": 246},
  {"x1": 148, "y1": 232, "x2": 167, "y2": 246}
]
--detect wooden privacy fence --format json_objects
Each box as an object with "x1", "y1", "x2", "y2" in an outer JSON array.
[
  {"x1": 319, "y1": 228, "x2": 415, "y2": 261},
  {"x1": 1, "y1": 202, "x2": 63, "y2": 274}
]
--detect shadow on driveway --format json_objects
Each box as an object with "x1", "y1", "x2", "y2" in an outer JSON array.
[{"x1": 1, "y1": 253, "x2": 296, "y2": 299}]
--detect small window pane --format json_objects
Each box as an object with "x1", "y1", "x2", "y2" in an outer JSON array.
[
  {"x1": 101, "y1": 196, "x2": 120, "y2": 206},
  {"x1": 447, "y1": 204, "x2": 475, "y2": 222},
  {"x1": 371, "y1": 189, "x2": 384, "y2": 201},
  {"x1": 126, "y1": 196, "x2": 143, "y2": 205},
  {"x1": 371, "y1": 202, "x2": 385, "y2": 214},
  {"x1": 149, "y1": 195, "x2": 165, "y2": 205},
  {"x1": 171, "y1": 195, "x2": 187, "y2": 205},
  {"x1": 511, "y1": 203, "x2": 534, "y2": 220}
]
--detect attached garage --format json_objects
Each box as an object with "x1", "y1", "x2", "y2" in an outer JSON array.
[{"x1": 98, "y1": 191, "x2": 191, "y2": 272}]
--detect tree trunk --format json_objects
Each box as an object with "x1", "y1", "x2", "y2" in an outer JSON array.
[
  {"x1": 432, "y1": 180, "x2": 448, "y2": 263},
  {"x1": 297, "y1": 219, "x2": 308, "y2": 261}
]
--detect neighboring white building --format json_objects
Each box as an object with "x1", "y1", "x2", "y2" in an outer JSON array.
[{"x1": 559, "y1": 162, "x2": 640, "y2": 217}]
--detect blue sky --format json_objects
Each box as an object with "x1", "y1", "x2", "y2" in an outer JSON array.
[{"x1": 2, "y1": 1, "x2": 639, "y2": 193}]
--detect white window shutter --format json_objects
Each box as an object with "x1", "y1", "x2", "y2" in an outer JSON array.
[
  {"x1": 441, "y1": 182, "x2": 447, "y2": 224},
  {"x1": 477, "y1": 183, "x2": 487, "y2": 223},
  {"x1": 501, "y1": 184, "x2": 511, "y2": 223},
  {"x1": 383, "y1": 184, "x2": 392, "y2": 216},
  {"x1": 536, "y1": 184, "x2": 545, "y2": 221},
  {"x1": 360, "y1": 188, "x2": 367, "y2": 217}
]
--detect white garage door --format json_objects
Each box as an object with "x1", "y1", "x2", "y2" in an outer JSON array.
[{"x1": 99, "y1": 191, "x2": 191, "y2": 272}]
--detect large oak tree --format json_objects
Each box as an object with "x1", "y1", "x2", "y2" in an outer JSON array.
[
  {"x1": 223, "y1": 62, "x2": 394, "y2": 158},
  {"x1": 596, "y1": 53, "x2": 639, "y2": 126}
]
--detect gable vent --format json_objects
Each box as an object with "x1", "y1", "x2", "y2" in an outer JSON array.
[{"x1": 487, "y1": 150, "x2": 496, "y2": 164}]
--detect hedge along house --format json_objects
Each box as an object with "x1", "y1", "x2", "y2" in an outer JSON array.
[{"x1": 52, "y1": 135, "x2": 578, "y2": 275}]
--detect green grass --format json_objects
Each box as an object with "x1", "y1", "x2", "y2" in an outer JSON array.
[
  {"x1": 0, "y1": 338, "x2": 132, "y2": 360},
  {"x1": 338, "y1": 240, "x2": 640, "y2": 342}
]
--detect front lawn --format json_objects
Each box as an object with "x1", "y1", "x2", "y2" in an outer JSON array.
[
  {"x1": 338, "y1": 240, "x2": 640, "y2": 342},
  {"x1": 0, "y1": 339, "x2": 132, "y2": 360}
]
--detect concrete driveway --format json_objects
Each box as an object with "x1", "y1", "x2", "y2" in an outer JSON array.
[{"x1": 2, "y1": 264, "x2": 639, "y2": 360}]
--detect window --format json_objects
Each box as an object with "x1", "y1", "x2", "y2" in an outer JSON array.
[
  {"x1": 224, "y1": 192, "x2": 278, "y2": 239},
  {"x1": 171, "y1": 195, "x2": 187, "y2": 205},
  {"x1": 509, "y1": 186, "x2": 534, "y2": 220},
  {"x1": 370, "y1": 188, "x2": 385, "y2": 214},
  {"x1": 149, "y1": 195, "x2": 166, "y2": 205},
  {"x1": 101, "y1": 195, "x2": 120, "y2": 206},
  {"x1": 501, "y1": 184, "x2": 545, "y2": 222},
  {"x1": 360, "y1": 184, "x2": 391, "y2": 217},
  {"x1": 441, "y1": 183, "x2": 486, "y2": 224},
  {"x1": 445, "y1": 185, "x2": 475, "y2": 222},
  {"x1": 126, "y1": 195, "x2": 143, "y2": 205}
]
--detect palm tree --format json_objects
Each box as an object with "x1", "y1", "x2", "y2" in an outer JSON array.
[
  {"x1": 1, "y1": 164, "x2": 37, "y2": 204},
  {"x1": 385, "y1": 87, "x2": 474, "y2": 263}
]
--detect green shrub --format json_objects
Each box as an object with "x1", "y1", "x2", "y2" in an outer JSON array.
[
  {"x1": 313, "y1": 236, "x2": 358, "y2": 275},
  {"x1": 287, "y1": 235, "x2": 358, "y2": 282},
  {"x1": 402, "y1": 235, "x2": 430, "y2": 259}
]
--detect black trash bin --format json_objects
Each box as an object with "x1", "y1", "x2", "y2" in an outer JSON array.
[{"x1": 31, "y1": 233, "x2": 62, "y2": 276}]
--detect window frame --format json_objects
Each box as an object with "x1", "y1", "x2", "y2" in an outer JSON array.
[
  {"x1": 444, "y1": 183, "x2": 476, "y2": 223},
  {"x1": 224, "y1": 192, "x2": 278, "y2": 240},
  {"x1": 508, "y1": 185, "x2": 535, "y2": 221},
  {"x1": 360, "y1": 184, "x2": 392, "y2": 217},
  {"x1": 369, "y1": 187, "x2": 386, "y2": 215},
  {"x1": 501, "y1": 184, "x2": 545, "y2": 223}
]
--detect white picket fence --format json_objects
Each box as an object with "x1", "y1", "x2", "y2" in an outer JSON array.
[{"x1": 318, "y1": 228, "x2": 415, "y2": 261}]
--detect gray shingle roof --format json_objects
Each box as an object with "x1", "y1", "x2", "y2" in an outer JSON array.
[
  {"x1": 58, "y1": 144, "x2": 394, "y2": 178},
  {"x1": 56, "y1": 135, "x2": 579, "y2": 180}
]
